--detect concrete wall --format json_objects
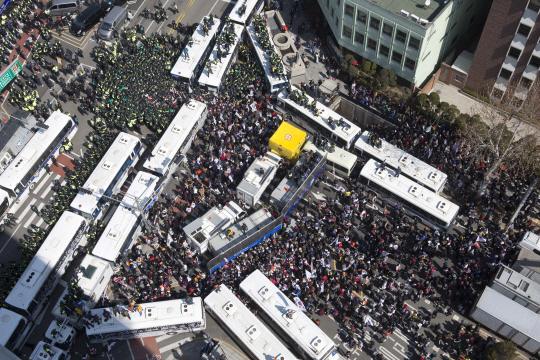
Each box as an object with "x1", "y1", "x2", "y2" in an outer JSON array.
[{"x1": 332, "y1": 97, "x2": 395, "y2": 128}]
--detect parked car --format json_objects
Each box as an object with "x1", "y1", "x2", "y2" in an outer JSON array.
[
  {"x1": 100, "y1": 0, "x2": 126, "y2": 12},
  {"x1": 70, "y1": 3, "x2": 105, "y2": 36}
]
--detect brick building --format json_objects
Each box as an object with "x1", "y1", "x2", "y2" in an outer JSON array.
[{"x1": 466, "y1": 0, "x2": 540, "y2": 106}]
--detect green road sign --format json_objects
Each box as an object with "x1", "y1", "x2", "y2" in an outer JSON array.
[{"x1": 0, "y1": 59, "x2": 22, "y2": 92}]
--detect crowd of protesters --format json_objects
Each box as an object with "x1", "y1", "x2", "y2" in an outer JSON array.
[{"x1": 1, "y1": 0, "x2": 538, "y2": 359}]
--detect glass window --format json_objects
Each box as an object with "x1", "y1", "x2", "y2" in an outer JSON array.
[
  {"x1": 530, "y1": 55, "x2": 540, "y2": 68},
  {"x1": 395, "y1": 29, "x2": 406, "y2": 43},
  {"x1": 326, "y1": 0, "x2": 329, "y2": 7},
  {"x1": 382, "y1": 23, "x2": 393, "y2": 36},
  {"x1": 499, "y1": 68, "x2": 513, "y2": 80},
  {"x1": 331, "y1": 7, "x2": 334, "y2": 17},
  {"x1": 379, "y1": 45, "x2": 389, "y2": 57},
  {"x1": 367, "y1": 38, "x2": 377, "y2": 50},
  {"x1": 508, "y1": 47, "x2": 521, "y2": 59},
  {"x1": 355, "y1": 31, "x2": 364, "y2": 44},
  {"x1": 392, "y1": 51, "x2": 403, "y2": 64},
  {"x1": 529, "y1": 0, "x2": 540, "y2": 11},
  {"x1": 405, "y1": 57, "x2": 416, "y2": 70},
  {"x1": 518, "y1": 23, "x2": 532, "y2": 37},
  {"x1": 409, "y1": 36, "x2": 420, "y2": 50},
  {"x1": 357, "y1": 10, "x2": 367, "y2": 23},
  {"x1": 451, "y1": 34, "x2": 458, "y2": 45},
  {"x1": 343, "y1": 25, "x2": 352, "y2": 38},
  {"x1": 345, "y1": 4, "x2": 354, "y2": 17},
  {"x1": 370, "y1": 17, "x2": 380, "y2": 30}
]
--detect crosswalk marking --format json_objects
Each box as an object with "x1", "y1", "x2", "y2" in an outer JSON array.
[
  {"x1": 36, "y1": 217, "x2": 45, "y2": 228},
  {"x1": 32, "y1": 172, "x2": 53, "y2": 195},
  {"x1": 380, "y1": 346, "x2": 401, "y2": 360},
  {"x1": 24, "y1": 203, "x2": 44, "y2": 228},
  {"x1": 16, "y1": 198, "x2": 37, "y2": 224}
]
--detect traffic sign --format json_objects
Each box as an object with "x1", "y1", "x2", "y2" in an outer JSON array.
[{"x1": 0, "y1": 58, "x2": 22, "y2": 92}]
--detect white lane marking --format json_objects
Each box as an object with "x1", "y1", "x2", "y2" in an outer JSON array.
[
  {"x1": 158, "y1": 341, "x2": 184, "y2": 354},
  {"x1": 59, "y1": 279, "x2": 67, "y2": 287},
  {"x1": 145, "y1": 0, "x2": 170, "y2": 35},
  {"x1": 0, "y1": 198, "x2": 37, "y2": 254},
  {"x1": 24, "y1": 203, "x2": 44, "y2": 228},
  {"x1": 379, "y1": 346, "x2": 401, "y2": 360},
  {"x1": 452, "y1": 315, "x2": 460, "y2": 321},
  {"x1": 36, "y1": 217, "x2": 44, "y2": 227},
  {"x1": 207, "y1": 0, "x2": 220, "y2": 16},
  {"x1": 33, "y1": 172, "x2": 52, "y2": 195},
  {"x1": 16, "y1": 198, "x2": 38, "y2": 224}
]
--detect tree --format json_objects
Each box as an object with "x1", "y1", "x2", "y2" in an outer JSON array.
[
  {"x1": 462, "y1": 81, "x2": 540, "y2": 198},
  {"x1": 347, "y1": 65, "x2": 359, "y2": 78},
  {"x1": 344, "y1": 54, "x2": 357, "y2": 65},
  {"x1": 437, "y1": 101, "x2": 460, "y2": 123},
  {"x1": 483, "y1": 340, "x2": 517, "y2": 360},
  {"x1": 373, "y1": 68, "x2": 397, "y2": 91},
  {"x1": 361, "y1": 61, "x2": 377, "y2": 77}
]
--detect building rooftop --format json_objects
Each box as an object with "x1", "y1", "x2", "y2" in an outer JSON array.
[{"x1": 368, "y1": 0, "x2": 448, "y2": 23}]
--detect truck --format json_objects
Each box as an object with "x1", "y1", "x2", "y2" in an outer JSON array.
[
  {"x1": 183, "y1": 202, "x2": 246, "y2": 254},
  {"x1": 236, "y1": 152, "x2": 283, "y2": 207}
]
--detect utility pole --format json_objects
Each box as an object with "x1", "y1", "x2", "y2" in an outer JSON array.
[
  {"x1": 504, "y1": 178, "x2": 538, "y2": 234},
  {"x1": 426, "y1": 110, "x2": 445, "y2": 158}
]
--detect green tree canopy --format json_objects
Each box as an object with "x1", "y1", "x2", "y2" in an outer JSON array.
[{"x1": 483, "y1": 341, "x2": 517, "y2": 360}]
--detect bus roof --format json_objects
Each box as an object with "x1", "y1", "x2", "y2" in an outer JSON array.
[
  {"x1": 77, "y1": 254, "x2": 114, "y2": 303},
  {"x1": 92, "y1": 172, "x2": 159, "y2": 262},
  {"x1": 197, "y1": 23, "x2": 244, "y2": 89},
  {"x1": 354, "y1": 131, "x2": 447, "y2": 193},
  {"x1": 240, "y1": 270, "x2": 341, "y2": 360},
  {"x1": 277, "y1": 89, "x2": 361, "y2": 146},
  {"x1": 71, "y1": 132, "x2": 140, "y2": 216},
  {"x1": 86, "y1": 298, "x2": 204, "y2": 336},
  {"x1": 360, "y1": 159, "x2": 458, "y2": 223},
  {"x1": 0, "y1": 112, "x2": 72, "y2": 191},
  {"x1": 143, "y1": 100, "x2": 207, "y2": 175},
  {"x1": 0, "y1": 309, "x2": 26, "y2": 347},
  {"x1": 6, "y1": 212, "x2": 86, "y2": 312},
  {"x1": 246, "y1": 23, "x2": 287, "y2": 91},
  {"x1": 30, "y1": 341, "x2": 66, "y2": 360},
  {"x1": 204, "y1": 285, "x2": 298, "y2": 360},
  {"x1": 229, "y1": 0, "x2": 261, "y2": 25},
  {"x1": 302, "y1": 140, "x2": 358, "y2": 171},
  {"x1": 170, "y1": 16, "x2": 222, "y2": 80}
]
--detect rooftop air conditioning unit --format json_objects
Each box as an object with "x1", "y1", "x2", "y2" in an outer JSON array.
[
  {"x1": 400, "y1": 10, "x2": 409, "y2": 18},
  {"x1": 410, "y1": 14, "x2": 420, "y2": 23}
]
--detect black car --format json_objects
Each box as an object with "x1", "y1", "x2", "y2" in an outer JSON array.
[
  {"x1": 70, "y1": 3, "x2": 104, "y2": 36},
  {"x1": 100, "y1": 0, "x2": 125, "y2": 12}
]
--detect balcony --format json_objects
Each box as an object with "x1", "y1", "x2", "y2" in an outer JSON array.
[
  {"x1": 511, "y1": 33, "x2": 528, "y2": 51},
  {"x1": 522, "y1": 64, "x2": 539, "y2": 81},
  {"x1": 502, "y1": 55, "x2": 519, "y2": 72},
  {"x1": 521, "y1": 8, "x2": 538, "y2": 28},
  {"x1": 494, "y1": 76, "x2": 509, "y2": 92}
]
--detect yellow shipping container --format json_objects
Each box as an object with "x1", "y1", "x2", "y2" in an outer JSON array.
[{"x1": 269, "y1": 122, "x2": 307, "y2": 164}]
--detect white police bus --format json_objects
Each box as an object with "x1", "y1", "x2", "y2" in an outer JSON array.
[
  {"x1": 92, "y1": 171, "x2": 159, "y2": 262},
  {"x1": 228, "y1": 0, "x2": 263, "y2": 25},
  {"x1": 277, "y1": 89, "x2": 361, "y2": 151},
  {"x1": 0, "y1": 308, "x2": 32, "y2": 351},
  {"x1": 143, "y1": 100, "x2": 207, "y2": 177},
  {"x1": 70, "y1": 132, "x2": 143, "y2": 220},
  {"x1": 5, "y1": 212, "x2": 87, "y2": 321},
  {"x1": 359, "y1": 159, "x2": 459, "y2": 230},
  {"x1": 240, "y1": 270, "x2": 343, "y2": 360},
  {"x1": 86, "y1": 298, "x2": 206, "y2": 342},
  {"x1": 302, "y1": 140, "x2": 357, "y2": 179},
  {"x1": 354, "y1": 131, "x2": 447, "y2": 194},
  {"x1": 204, "y1": 284, "x2": 298, "y2": 360},
  {"x1": 0, "y1": 112, "x2": 77, "y2": 224},
  {"x1": 197, "y1": 22, "x2": 244, "y2": 93},
  {"x1": 246, "y1": 21, "x2": 288, "y2": 93},
  {"x1": 171, "y1": 16, "x2": 221, "y2": 83}
]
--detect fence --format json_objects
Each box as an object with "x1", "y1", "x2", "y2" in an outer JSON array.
[
  {"x1": 206, "y1": 216, "x2": 283, "y2": 273},
  {"x1": 205, "y1": 152, "x2": 326, "y2": 273}
]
